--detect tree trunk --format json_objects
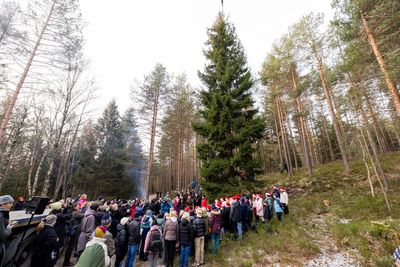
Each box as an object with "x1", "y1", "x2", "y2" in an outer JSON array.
[
  {"x1": 146, "y1": 88, "x2": 160, "y2": 198},
  {"x1": 315, "y1": 54, "x2": 350, "y2": 173},
  {"x1": 292, "y1": 67, "x2": 312, "y2": 176},
  {"x1": 0, "y1": 0, "x2": 57, "y2": 147},
  {"x1": 360, "y1": 12, "x2": 400, "y2": 114}
]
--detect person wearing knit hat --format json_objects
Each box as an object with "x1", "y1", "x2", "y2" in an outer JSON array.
[
  {"x1": 0, "y1": 194, "x2": 15, "y2": 251},
  {"x1": 50, "y1": 201, "x2": 62, "y2": 211},
  {"x1": 115, "y1": 217, "x2": 129, "y2": 267},
  {"x1": 44, "y1": 214, "x2": 57, "y2": 227},
  {"x1": 31, "y1": 214, "x2": 59, "y2": 267},
  {"x1": 95, "y1": 226, "x2": 107, "y2": 238},
  {"x1": 193, "y1": 206, "x2": 206, "y2": 266},
  {"x1": 76, "y1": 225, "x2": 111, "y2": 267},
  {"x1": 100, "y1": 214, "x2": 116, "y2": 258},
  {"x1": 101, "y1": 214, "x2": 112, "y2": 227},
  {"x1": 280, "y1": 187, "x2": 289, "y2": 215}
]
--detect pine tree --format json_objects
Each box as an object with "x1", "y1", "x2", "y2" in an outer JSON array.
[
  {"x1": 194, "y1": 13, "x2": 265, "y2": 184},
  {"x1": 93, "y1": 100, "x2": 131, "y2": 198}
]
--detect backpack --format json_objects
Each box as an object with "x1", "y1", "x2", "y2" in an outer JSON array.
[{"x1": 148, "y1": 230, "x2": 162, "y2": 252}]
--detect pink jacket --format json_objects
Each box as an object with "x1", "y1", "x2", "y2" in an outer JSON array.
[{"x1": 144, "y1": 225, "x2": 161, "y2": 253}]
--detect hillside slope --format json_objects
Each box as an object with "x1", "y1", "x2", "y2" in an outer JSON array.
[{"x1": 206, "y1": 152, "x2": 400, "y2": 267}]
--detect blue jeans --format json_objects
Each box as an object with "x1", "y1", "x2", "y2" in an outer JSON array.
[
  {"x1": 179, "y1": 245, "x2": 191, "y2": 267},
  {"x1": 125, "y1": 244, "x2": 139, "y2": 267},
  {"x1": 210, "y1": 233, "x2": 220, "y2": 255},
  {"x1": 237, "y1": 222, "x2": 243, "y2": 240}
]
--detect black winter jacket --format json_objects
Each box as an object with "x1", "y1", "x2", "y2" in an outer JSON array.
[
  {"x1": 230, "y1": 202, "x2": 242, "y2": 224},
  {"x1": 178, "y1": 219, "x2": 194, "y2": 246},
  {"x1": 115, "y1": 223, "x2": 129, "y2": 256},
  {"x1": 193, "y1": 218, "x2": 205, "y2": 238},
  {"x1": 31, "y1": 225, "x2": 58, "y2": 267},
  {"x1": 128, "y1": 219, "x2": 141, "y2": 244}
]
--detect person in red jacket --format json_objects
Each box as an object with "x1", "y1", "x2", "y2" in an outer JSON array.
[{"x1": 201, "y1": 195, "x2": 207, "y2": 208}]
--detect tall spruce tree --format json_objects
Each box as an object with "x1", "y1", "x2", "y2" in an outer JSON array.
[
  {"x1": 93, "y1": 100, "x2": 131, "y2": 198},
  {"x1": 194, "y1": 13, "x2": 265, "y2": 184}
]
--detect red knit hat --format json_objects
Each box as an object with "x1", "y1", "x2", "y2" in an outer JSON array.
[{"x1": 184, "y1": 207, "x2": 190, "y2": 212}]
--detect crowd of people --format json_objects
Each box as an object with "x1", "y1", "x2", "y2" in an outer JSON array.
[{"x1": 0, "y1": 186, "x2": 290, "y2": 267}]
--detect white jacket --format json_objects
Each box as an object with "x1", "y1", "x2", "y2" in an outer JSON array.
[
  {"x1": 255, "y1": 198, "x2": 264, "y2": 217},
  {"x1": 280, "y1": 192, "x2": 289, "y2": 205}
]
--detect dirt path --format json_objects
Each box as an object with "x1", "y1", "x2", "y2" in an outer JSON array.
[{"x1": 304, "y1": 214, "x2": 359, "y2": 267}]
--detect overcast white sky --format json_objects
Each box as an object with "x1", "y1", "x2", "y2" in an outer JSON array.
[{"x1": 79, "y1": 0, "x2": 334, "y2": 115}]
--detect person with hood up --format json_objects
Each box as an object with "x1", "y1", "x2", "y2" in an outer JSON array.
[
  {"x1": 125, "y1": 213, "x2": 141, "y2": 267},
  {"x1": 144, "y1": 220, "x2": 163, "y2": 267},
  {"x1": 178, "y1": 212, "x2": 194, "y2": 267},
  {"x1": 31, "y1": 214, "x2": 59, "y2": 267},
  {"x1": 163, "y1": 210, "x2": 178, "y2": 267},
  {"x1": 209, "y1": 206, "x2": 222, "y2": 255},
  {"x1": 76, "y1": 226, "x2": 110, "y2": 267},
  {"x1": 193, "y1": 208, "x2": 206, "y2": 266},
  {"x1": 0, "y1": 195, "x2": 15, "y2": 253},
  {"x1": 115, "y1": 217, "x2": 129, "y2": 267},
  {"x1": 77, "y1": 201, "x2": 98, "y2": 257}
]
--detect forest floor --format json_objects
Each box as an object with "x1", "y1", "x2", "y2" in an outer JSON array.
[{"x1": 206, "y1": 151, "x2": 400, "y2": 267}]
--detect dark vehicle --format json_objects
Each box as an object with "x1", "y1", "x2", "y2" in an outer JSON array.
[{"x1": 1, "y1": 210, "x2": 50, "y2": 267}]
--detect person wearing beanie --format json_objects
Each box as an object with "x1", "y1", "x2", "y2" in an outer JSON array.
[
  {"x1": 115, "y1": 217, "x2": 129, "y2": 267},
  {"x1": 100, "y1": 214, "x2": 115, "y2": 258},
  {"x1": 209, "y1": 207, "x2": 222, "y2": 255},
  {"x1": 77, "y1": 200, "x2": 97, "y2": 257},
  {"x1": 0, "y1": 195, "x2": 15, "y2": 252},
  {"x1": 125, "y1": 212, "x2": 141, "y2": 267},
  {"x1": 178, "y1": 212, "x2": 194, "y2": 267},
  {"x1": 31, "y1": 215, "x2": 59, "y2": 267},
  {"x1": 193, "y1": 208, "x2": 206, "y2": 266},
  {"x1": 50, "y1": 201, "x2": 71, "y2": 263},
  {"x1": 76, "y1": 226, "x2": 111, "y2": 267},
  {"x1": 280, "y1": 187, "x2": 289, "y2": 215}
]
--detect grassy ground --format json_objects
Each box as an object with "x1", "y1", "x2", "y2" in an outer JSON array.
[{"x1": 204, "y1": 152, "x2": 400, "y2": 266}]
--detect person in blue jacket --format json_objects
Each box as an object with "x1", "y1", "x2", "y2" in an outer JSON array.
[
  {"x1": 161, "y1": 197, "x2": 172, "y2": 216},
  {"x1": 273, "y1": 195, "x2": 283, "y2": 222}
]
